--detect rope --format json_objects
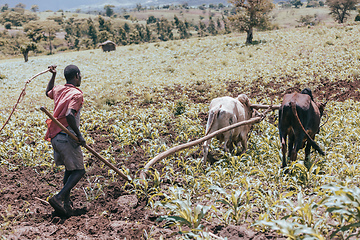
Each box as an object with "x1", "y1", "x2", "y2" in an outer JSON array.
[
  {"x1": 319, "y1": 111, "x2": 328, "y2": 128},
  {"x1": 0, "y1": 68, "x2": 50, "y2": 133}
]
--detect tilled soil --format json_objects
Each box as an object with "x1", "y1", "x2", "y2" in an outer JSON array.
[{"x1": 1, "y1": 77, "x2": 356, "y2": 239}]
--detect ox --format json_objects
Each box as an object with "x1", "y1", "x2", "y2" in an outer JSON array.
[
  {"x1": 278, "y1": 88, "x2": 326, "y2": 168},
  {"x1": 203, "y1": 94, "x2": 253, "y2": 163}
]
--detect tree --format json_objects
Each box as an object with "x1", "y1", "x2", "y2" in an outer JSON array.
[
  {"x1": 20, "y1": 42, "x2": 37, "y2": 62},
  {"x1": 98, "y1": 16, "x2": 112, "y2": 32},
  {"x1": 4, "y1": 21, "x2": 11, "y2": 29},
  {"x1": 98, "y1": 30, "x2": 112, "y2": 43},
  {"x1": 24, "y1": 21, "x2": 43, "y2": 42},
  {"x1": 174, "y1": 15, "x2": 190, "y2": 39},
  {"x1": 208, "y1": 17, "x2": 218, "y2": 35},
  {"x1": 1, "y1": 4, "x2": 8, "y2": 12},
  {"x1": 326, "y1": 0, "x2": 358, "y2": 23},
  {"x1": 116, "y1": 26, "x2": 128, "y2": 45},
  {"x1": 0, "y1": 11, "x2": 25, "y2": 27},
  {"x1": 47, "y1": 15, "x2": 64, "y2": 24},
  {"x1": 228, "y1": 0, "x2": 274, "y2": 44},
  {"x1": 145, "y1": 25, "x2": 151, "y2": 42},
  {"x1": 87, "y1": 18, "x2": 98, "y2": 46},
  {"x1": 15, "y1": 3, "x2": 26, "y2": 9},
  {"x1": 156, "y1": 18, "x2": 173, "y2": 41},
  {"x1": 198, "y1": 21, "x2": 207, "y2": 37},
  {"x1": 290, "y1": 0, "x2": 303, "y2": 8},
  {"x1": 147, "y1": 15, "x2": 157, "y2": 24},
  {"x1": 31, "y1": 5, "x2": 39, "y2": 12},
  {"x1": 136, "y1": 3, "x2": 142, "y2": 11},
  {"x1": 44, "y1": 21, "x2": 61, "y2": 54},
  {"x1": 25, "y1": 20, "x2": 60, "y2": 54},
  {"x1": 104, "y1": 5, "x2": 115, "y2": 17},
  {"x1": 124, "y1": 23, "x2": 130, "y2": 33}
]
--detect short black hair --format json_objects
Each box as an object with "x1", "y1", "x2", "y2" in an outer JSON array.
[
  {"x1": 301, "y1": 88, "x2": 313, "y2": 101},
  {"x1": 64, "y1": 65, "x2": 80, "y2": 82}
]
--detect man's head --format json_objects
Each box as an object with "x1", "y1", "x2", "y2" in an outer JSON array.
[{"x1": 64, "y1": 65, "x2": 81, "y2": 87}]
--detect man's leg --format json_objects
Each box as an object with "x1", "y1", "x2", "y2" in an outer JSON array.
[
  {"x1": 63, "y1": 170, "x2": 72, "y2": 212},
  {"x1": 50, "y1": 169, "x2": 85, "y2": 215},
  {"x1": 58, "y1": 169, "x2": 85, "y2": 201}
]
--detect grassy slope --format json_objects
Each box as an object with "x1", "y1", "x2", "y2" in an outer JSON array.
[
  {"x1": 271, "y1": 6, "x2": 358, "y2": 28},
  {"x1": 1, "y1": 22, "x2": 360, "y2": 238}
]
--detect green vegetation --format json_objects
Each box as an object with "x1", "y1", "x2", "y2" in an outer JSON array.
[{"x1": 1, "y1": 21, "x2": 360, "y2": 237}]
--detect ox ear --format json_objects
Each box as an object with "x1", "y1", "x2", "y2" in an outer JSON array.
[{"x1": 317, "y1": 101, "x2": 327, "y2": 115}]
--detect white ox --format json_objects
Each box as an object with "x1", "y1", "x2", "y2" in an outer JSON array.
[{"x1": 203, "y1": 94, "x2": 253, "y2": 163}]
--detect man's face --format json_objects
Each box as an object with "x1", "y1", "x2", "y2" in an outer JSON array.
[{"x1": 75, "y1": 71, "x2": 82, "y2": 87}]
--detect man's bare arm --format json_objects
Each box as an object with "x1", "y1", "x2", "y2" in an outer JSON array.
[
  {"x1": 46, "y1": 65, "x2": 57, "y2": 97},
  {"x1": 65, "y1": 109, "x2": 86, "y2": 146}
]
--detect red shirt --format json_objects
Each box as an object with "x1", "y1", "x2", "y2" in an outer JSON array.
[{"x1": 45, "y1": 84, "x2": 83, "y2": 141}]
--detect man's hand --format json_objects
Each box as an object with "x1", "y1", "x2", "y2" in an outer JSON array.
[
  {"x1": 48, "y1": 65, "x2": 57, "y2": 74},
  {"x1": 46, "y1": 65, "x2": 57, "y2": 96},
  {"x1": 77, "y1": 135, "x2": 86, "y2": 146}
]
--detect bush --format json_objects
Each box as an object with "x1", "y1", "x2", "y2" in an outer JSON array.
[
  {"x1": 4, "y1": 22, "x2": 11, "y2": 29},
  {"x1": 147, "y1": 15, "x2": 157, "y2": 24},
  {"x1": 355, "y1": 15, "x2": 360, "y2": 21}
]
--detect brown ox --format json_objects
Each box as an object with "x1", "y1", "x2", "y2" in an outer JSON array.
[
  {"x1": 278, "y1": 88, "x2": 326, "y2": 168},
  {"x1": 203, "y1": 94, "x2": 253, "y2": 163}
]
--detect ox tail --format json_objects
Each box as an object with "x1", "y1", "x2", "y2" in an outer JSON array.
[
  {"x1": 205, "y1": 105, "x2": 221, "y2": 136},
  {"x1": 290, "y1": 101, "x2": 325, "y2": 156}
]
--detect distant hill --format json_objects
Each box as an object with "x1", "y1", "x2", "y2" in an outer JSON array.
[
  {"x1": 0, "y1": 0, "x2": 231, "y2": 12},
  {"x1": 0, "y1": 0, "x2": 100, "y2": 12}
]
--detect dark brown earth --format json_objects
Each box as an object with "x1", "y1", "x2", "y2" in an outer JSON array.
[{"x1": 1, "y1": 77, "x2": 358, "y2": 239}]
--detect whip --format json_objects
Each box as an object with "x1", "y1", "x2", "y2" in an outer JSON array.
[{"x1": 0, "y1": 67, "x2": 52, "y2": 133}]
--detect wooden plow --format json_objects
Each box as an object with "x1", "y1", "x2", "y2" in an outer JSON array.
[
  {"x1": 140, "y1": 104, "x2": 280, "y2": 179},
  {"x1": 40, "y1": 103, "x2": 280, "y2": 182}
]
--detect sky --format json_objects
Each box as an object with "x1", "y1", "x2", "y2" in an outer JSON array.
[{"x1": 0, "y1": 0, "x2": 103, "y2": 11}]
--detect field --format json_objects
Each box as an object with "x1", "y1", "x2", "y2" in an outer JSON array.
[{"x1": 1, "y1": 23, "x2": 360, "y2": 239}]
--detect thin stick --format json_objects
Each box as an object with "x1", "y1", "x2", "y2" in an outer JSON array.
[
  {"x1": 208, "y1": 232, "x2": 225, "y2": 240},
  {"x1": 35, "y1": 197, "x2": 49, "y2": 205},
  {"x1": 0, "y1": 69, "x2": 51, "y2": 133},
  {"x1": 40, "y1": 107, "x2": 130, "y2": 182}
]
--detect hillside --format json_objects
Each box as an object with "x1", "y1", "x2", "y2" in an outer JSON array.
[
  {"x1": 1, "y1": 23, "x2": 360, "y2": 239},
  {"x1": 1, "y1": 0, "x2": 230, "y2": 12}
]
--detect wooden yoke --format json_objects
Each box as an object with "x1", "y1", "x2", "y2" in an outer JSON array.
[
  {"x1": 40, "y1": 107, "x2": 130, "y2": 182},
  {"x1": 250, "y1": 104, "x2": 280, "y2": 110}
]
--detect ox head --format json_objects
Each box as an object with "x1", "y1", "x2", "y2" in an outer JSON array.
[
  {"x1": 237, "y1": 94, "x2": 255, "y2": 118},
  {"x1": 237, "y1": 94, "x2": 250, "y2": 107},
  {"x1": 301, "y1": 88, "x2": 314, "y2": 101}
]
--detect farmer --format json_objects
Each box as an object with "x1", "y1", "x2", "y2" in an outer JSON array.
[{"x1": 45, "y1": 64, "x2": 86, "y2": 216}]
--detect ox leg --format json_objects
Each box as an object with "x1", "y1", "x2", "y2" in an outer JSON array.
[
  {"x1": 239, "y1": 135, "x2": 248, "y2": 155},
  {"x1": 290, "y1": 132, "x2": 305, "y2": 163},
  {"x1": 304, "y1": 141, "x2": 312, "y2": 169},
  {"x1": 287, "y1": 134, "x2": 294, "y2": 163},
  {"x1": 223, "y1": 130, "x2": 233, "y2": 153},
  {"x1": 203, "y1": 140, "x2": 210, "y2": 164},
  {"x1": 280, "y1": 131, "x2": 287, "y2": 168}
]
